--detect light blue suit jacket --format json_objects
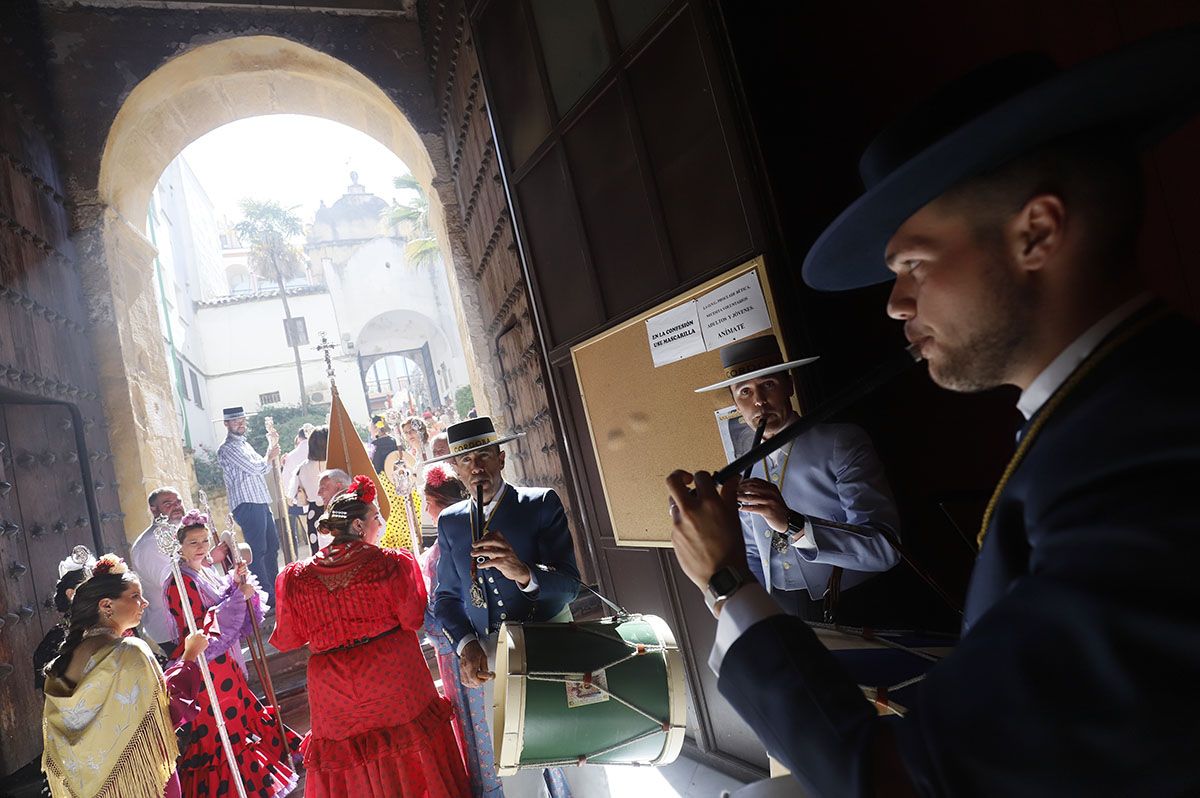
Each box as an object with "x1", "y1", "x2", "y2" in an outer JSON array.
[
  {"x1": 433, "y1": 484, "x2": 579, "y2": 650},
  {"x1": 739, "y1": 422, "x2": 900, "y2": 596}
]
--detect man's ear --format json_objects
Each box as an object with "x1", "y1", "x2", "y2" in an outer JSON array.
[
  {"x1": 1010, "y1": 193, "x2": 1066, "y2": 272},
  {"x1": 497, "y1": 449, "x2": 506, "y2": 470}
]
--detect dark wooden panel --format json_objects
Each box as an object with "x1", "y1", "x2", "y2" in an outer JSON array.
[
  {"x1": 475, "y1": 0, "x2": 553, "y2": 170},
  {"x1": 0, "y1": 406, "x2": 44, "y2": 774},
  {"x1": 514, "y1": 147, "x2": 604, "y2": 345},
  {"x1": 562, "y1": 80, "x2": 673, "y2": 315},
  {"x1": 625, "y1": 6, "x2": 753, "y2": 280}
]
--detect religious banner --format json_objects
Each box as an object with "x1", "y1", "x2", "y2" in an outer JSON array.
[{"x1": 325, "y1": 385, "x2": 391, "y2": 519}]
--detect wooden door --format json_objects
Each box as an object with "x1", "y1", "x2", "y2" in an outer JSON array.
[{"x1": 0, "y1": 402, "x2": 97, "y2": 772}]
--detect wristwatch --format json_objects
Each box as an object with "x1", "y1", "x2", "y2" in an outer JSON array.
[
  {"x1": 704, "y1": 564, "x2": 755, "y2": 616},
  {"x1": 786, "y1": 510, "x2": 808, "y2": 537}
]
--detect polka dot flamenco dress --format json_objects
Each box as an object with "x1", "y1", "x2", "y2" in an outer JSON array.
[
  {"x1": 271, "y1": 540, "x2": 470, "y2": 798},
  {"x1": 166, "y1": 568, "x2": 302, "y2": 797}
]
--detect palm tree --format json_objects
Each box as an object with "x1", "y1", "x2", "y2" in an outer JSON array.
[
  {"x1": 385, "y1": 174, "x2": 440, "y2": 270},
  {"x1": 235, "y1": 198, "x2": 310, "y2": 411}
]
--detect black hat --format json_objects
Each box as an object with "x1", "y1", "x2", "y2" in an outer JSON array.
[
  {"x1": 422, "y1": 416, "x2": 523, "y2": 465},
  {"x1": 221, "y1": 406, "x2": 248, "y2": 421},
  {"x1": 802, "y1": 25, "x2": 1200, "y2": 291},
  {"x1": 695, "y1": 335, "x2": 818, "y2": 393}
]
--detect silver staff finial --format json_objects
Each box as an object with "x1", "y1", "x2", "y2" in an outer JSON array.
[
  {"x1": 70, "y1": 545, "x2": 92, "y2": 566},
  {"x1": 153, "y1": 514, "x2": 181, "y2": 559}
]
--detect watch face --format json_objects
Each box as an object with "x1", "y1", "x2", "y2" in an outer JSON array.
[{"x1": 709, "y1": 567, "x2": 739, "y2": 597}]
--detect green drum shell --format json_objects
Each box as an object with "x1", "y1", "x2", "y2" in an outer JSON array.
[{"x1": 495, "y1": 614, "x2": 685, "y2": 772}]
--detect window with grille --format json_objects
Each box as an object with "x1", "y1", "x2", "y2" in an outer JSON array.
[
  {"x1": 190, "y1": 370, "x2": 203, "y2": 408},
  {"x1": 259, "y1": 391, "x2": 281, "y2": 405}
]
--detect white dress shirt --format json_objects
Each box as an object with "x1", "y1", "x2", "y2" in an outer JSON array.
[{"x1": 130, "y1": 524, "x2": 176, "y2": 643}]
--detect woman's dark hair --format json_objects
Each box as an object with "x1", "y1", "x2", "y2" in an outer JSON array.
[
  {"x1": 53, "y1": 569, "x2": 87, "y2": 615},
  {"x1": 46, "y1": 570, "x2": 138, "y2": 681},
  {"x1": 176, "y1": 523, "x2": 207, "y2": 545},
  {"x1": 320, "y1": 477, "x2": 376, "y2": 541},
  {"x1": 423, "y1": 469, "x2": 467, "y2": 507},
  {"x1": 308, "y1": 426, "x2": 329, "y2": 461}
]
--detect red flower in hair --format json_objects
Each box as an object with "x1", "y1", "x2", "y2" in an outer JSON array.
[
  {"x1": 350, "y1": 474, "x2": 377, "y2": 504},
  {"x1": 423, "y1": 464, "x2": 449, "y2": 489}
]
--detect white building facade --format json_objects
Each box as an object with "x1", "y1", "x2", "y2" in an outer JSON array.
[{"x1": 151, "y1": 161, "x2": 469, "y2": 450}]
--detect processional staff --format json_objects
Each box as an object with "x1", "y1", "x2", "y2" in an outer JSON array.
[
  {"x1": 153, "y1": 515, "x2": 248, "y2": 798},
  {"x1": 198, "y1": 490, "x2": 289, "y2": 744}
]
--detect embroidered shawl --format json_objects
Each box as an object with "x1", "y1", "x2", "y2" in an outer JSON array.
[{"x1": 42, "y1": 637, "x2": 178, "y2": 798}]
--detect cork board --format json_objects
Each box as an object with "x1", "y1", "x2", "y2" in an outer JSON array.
[{"x1": 571, "y1": 258, "x2": 790, "y2": 547}]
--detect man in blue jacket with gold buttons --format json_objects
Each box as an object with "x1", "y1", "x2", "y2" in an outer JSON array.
[{"x1": 429, "y1": 416, "x2": 579, "y2": 790}]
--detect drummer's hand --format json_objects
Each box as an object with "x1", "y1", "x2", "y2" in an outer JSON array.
[
  {"x1": 181, "y1": 630, "x2": 210, "y2": 662},
  {"x1": 667, "y1": 470, "x2": 747, "y2": 591},
  {"x1": 460, "y1": 640, "x2": 494, "y2": 688},
  {"x1": 736, "y1": 478, "x2": 790, "y2": 533},
  {"x1": 472, "y1": 532, "x2": 532, "y2": 587}
]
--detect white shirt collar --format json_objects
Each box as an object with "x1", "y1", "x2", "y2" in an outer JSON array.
[
  {"x1": 482, "y1": 481, "x2": 507, "y2": 515},
  {"x1": 1016, "y1": 292, "x2": 1153, "y2": 420}
]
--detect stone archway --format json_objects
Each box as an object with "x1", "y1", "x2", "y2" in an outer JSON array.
[{"x1": 88, "y1": 36, "x2": 493, "y2": 538}]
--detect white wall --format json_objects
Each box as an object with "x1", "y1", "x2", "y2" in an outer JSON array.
[
  {"x1": 315, "y1": 237, "x2": 469, "y2": 400},
  {"x1": 193, "y1": 291, "x2": 370, "y2": 444}
]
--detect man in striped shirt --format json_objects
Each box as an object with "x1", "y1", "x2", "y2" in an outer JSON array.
[{"x1": 217, "y1": 406, "x2": 281, "y2": 606}]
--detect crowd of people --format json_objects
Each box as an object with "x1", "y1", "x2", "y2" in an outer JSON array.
[{"x1": 31, "y1": 26, "x2": 1200, "y2": 798}]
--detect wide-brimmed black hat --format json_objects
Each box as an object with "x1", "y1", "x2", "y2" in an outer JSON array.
[
  {"x1": 421, "y1": 416, "x2": 523, "y2": 465},
  {"x1": 803, "y1": 25, "x2": 1200, "y2": 291},
  {"x1": 695, "y1": 335, "x2": 818, "y2": 393}
]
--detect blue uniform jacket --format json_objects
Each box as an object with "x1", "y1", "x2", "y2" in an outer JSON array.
[
  {"x1": 433, "y1": 485, "x2": 580, "y2": 650},
  {"x1": 716, "y1": 308, "x2": 1200, "y2": 797}
]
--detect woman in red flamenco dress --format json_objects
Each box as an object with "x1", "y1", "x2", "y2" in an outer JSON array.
[
  {"x1": 165, "y1": 511, "x2": 302, "y2": 797},
  {"x1": 271, "y1": 476, "x2": 470, "y2": 797}
]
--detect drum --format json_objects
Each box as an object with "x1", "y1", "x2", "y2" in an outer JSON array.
[
  {"x1": 812, "y1": 624, "x2": 956, "y2": 715},
  {"x1": 494, "y1": 613, "x2": 686, "y2": 774}
]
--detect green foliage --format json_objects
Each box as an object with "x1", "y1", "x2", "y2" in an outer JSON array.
[
  {"x1": 384, "y1": 174, "x2": 440, "y2": 270},
  {"x1": 192, "y1": 447, "x2": 225, "y2": 493},
  {"x1": 455, "y1": 385, "x2": 475, "y2": 419},
  {"x1": 234, "y1": 198, "x2": 306, "y2": 281},
  {"x1": 243, "y1": 403, "x2": 369, "y2": 453}
]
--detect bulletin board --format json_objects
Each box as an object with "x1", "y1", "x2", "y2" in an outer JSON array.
[{"x1": 570, "y1": 257, "x2": 792, "y2": 547}]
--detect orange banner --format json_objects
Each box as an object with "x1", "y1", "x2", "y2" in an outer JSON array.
[{"x1": 325, "y1": 386, "x2": 391, "y2": 519}]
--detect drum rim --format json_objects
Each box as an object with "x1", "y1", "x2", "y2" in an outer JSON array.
[
  {"x1": 495, "y1": 622, "x2": 527, "y2": 776},
  {"x1": 642, "y1": 613, "x2": 687, "y2": 767}
]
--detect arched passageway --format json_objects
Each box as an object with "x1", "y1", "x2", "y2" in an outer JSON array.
[{"x1": 88, "y1": 36, "x2": 489, "y2": 530}]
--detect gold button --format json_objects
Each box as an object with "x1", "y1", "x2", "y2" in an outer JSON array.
[{"x1": 783, "y1": 562, "x2": 791, "y2": 570}]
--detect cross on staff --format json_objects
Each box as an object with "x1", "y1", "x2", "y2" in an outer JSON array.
[
  {"x1": 153, "y1": 515, "x2": 248, "y2": 798},
  {"x1": 316, "y1": 331, "x2": 337, "y2": 384}
]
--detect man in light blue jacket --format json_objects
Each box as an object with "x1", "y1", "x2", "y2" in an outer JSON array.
[{"x1": 697, "y1": 335, "x2": 900, "y2": 620}]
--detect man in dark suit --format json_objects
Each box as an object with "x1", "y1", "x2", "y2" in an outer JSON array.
[
  {"x1": 667, "y1": 28, "x2": 1200, "y2": 798},
  {"x1": 430, "y1": 416, "x2": 580, "y2": 792}
]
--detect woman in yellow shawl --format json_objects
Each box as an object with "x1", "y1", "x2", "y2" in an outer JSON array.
[{"x1": 42, "y1": 553, "x2": 210, "y2": 798}]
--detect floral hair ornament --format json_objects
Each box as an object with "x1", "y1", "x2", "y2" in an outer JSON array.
[
  {"x1": 58, "y1": 545, "x2": 96, "y2": 579},
  {"x1": 91, "y1": 553, "x2": 129, "y2": 577},
  {"x1": 423, "y1": 464, "x2": 450, "y2": 490},
  {"x1": 179, "y1": 509, "x2": 209, "y2": 529},
  {"x1": 349, "y1": 474, "x2": 377, "y2": 504}
]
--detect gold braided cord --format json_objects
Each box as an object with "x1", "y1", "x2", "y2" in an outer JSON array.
[{"x1": 977, "y1": 307, "x2": 1167, "y2": 547}]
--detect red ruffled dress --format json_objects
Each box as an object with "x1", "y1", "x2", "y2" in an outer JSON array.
[
  {"x1": 271, "y1": 540, "x2": 470, "y2": 797},
  {"x1": 166, "y1": 569, "x2": 302, "y2": 797}
]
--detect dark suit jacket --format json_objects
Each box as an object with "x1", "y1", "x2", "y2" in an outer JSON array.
[
  {"x1": 718, "y1": 310, "x2": 1200, "y2": 797},
  {"x1": 433, "y1": 484, "x2": 579, "y2": 649}
]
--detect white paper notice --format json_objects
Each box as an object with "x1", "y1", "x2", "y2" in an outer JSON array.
[
  {"x1": 697, "y1": 271, "x2": 771, "y2": 351},
  {"x1": 646, "y1": 301, "x2": 705, "y2": 367}
]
